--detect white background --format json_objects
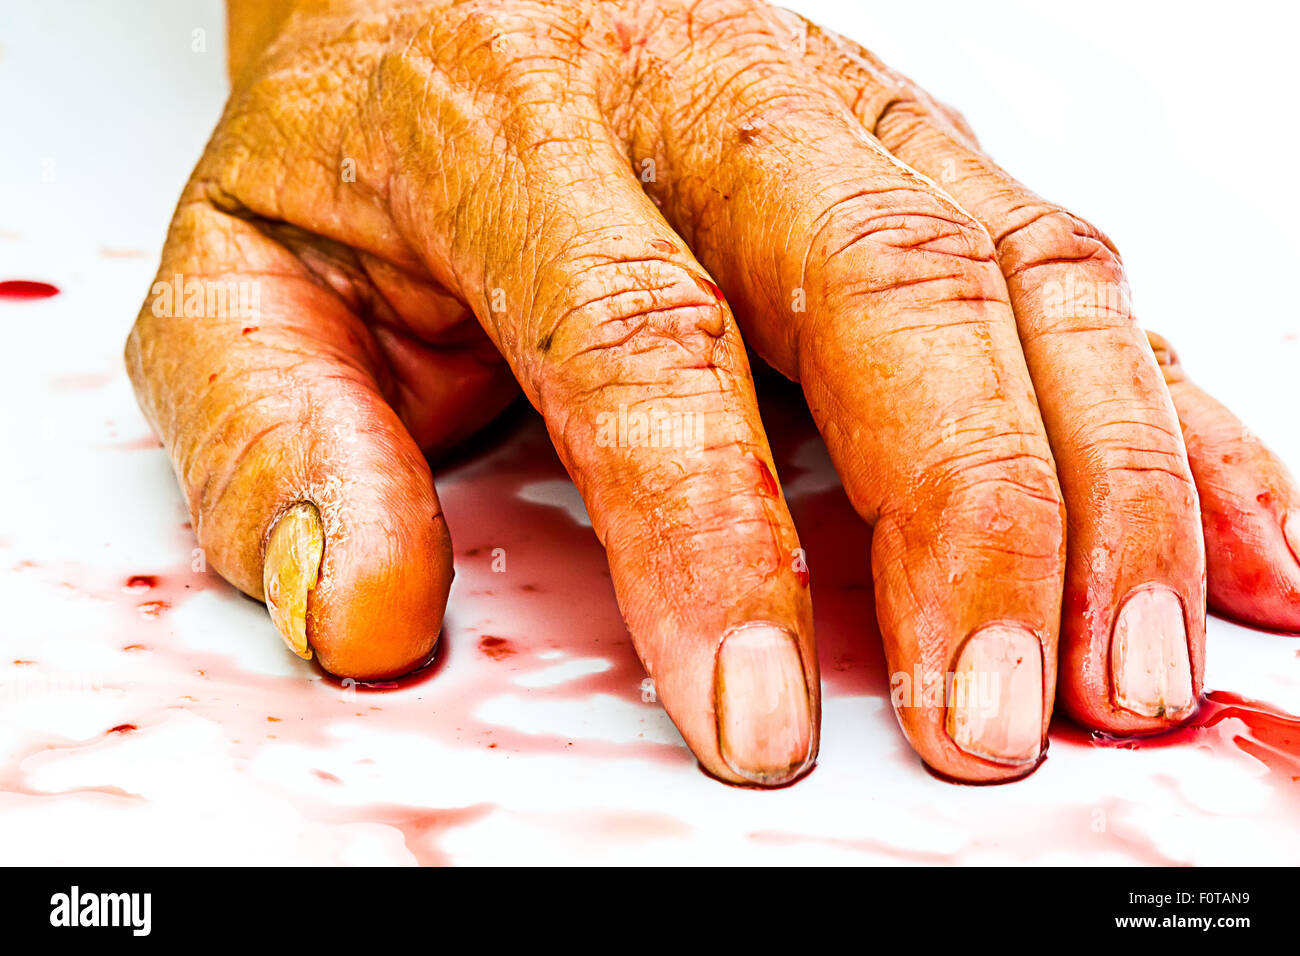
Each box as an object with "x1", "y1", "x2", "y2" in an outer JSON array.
[{"x1": 0, "y1": 0, "x2": 1297, "y2": 864}]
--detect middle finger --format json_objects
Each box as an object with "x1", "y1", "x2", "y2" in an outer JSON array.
[{"x1": 625, "y1": 0, "x2": 1065, "y2": 781}]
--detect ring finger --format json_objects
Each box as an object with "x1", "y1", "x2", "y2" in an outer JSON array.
[{"x1": 802, "y1": 18, "x2": 1207, "y2": 733}]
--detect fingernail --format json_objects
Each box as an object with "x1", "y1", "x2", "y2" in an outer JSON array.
[
  {"x1": 1284, "y1": 510, "x2": 1300, "y2": 565},
  {"x1": 263, "y1": 502, "x2": 324, "y2": 661},
  {"x1": 946, "y1": 624, "x2": 1044, "y2": 766},
  {"x1": 715, "y1": 624, "x2": 812, "y2": 783},
  {"x1": 1110, "y1": 585, "x2": 1194, "y2": 719}
]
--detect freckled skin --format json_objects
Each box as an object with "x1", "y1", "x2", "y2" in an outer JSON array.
[{"x1": 126, "y1": 0, "x2": 1300, "y2": 786}]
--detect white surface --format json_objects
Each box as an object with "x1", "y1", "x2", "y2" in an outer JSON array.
[{"x1": 0, "y1": 0, "x2": 1297, "y2": 865}]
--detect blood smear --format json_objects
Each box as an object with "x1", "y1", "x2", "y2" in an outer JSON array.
[
  {"x1": 4, "y1": 380, "x2": 1297, "y2": 864},
  {"x1": 0, "y1": 280, "x2": 59, "y2": 299},
  {"x1": 1064, "y1": 690, "x2": 1300, "y2": 782}
]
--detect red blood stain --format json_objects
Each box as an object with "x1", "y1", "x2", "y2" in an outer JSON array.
[
  {"x1": 0, "y1": 280, "x2": 59, "y2": 299},
  {"x1": 241, "y1": 326, "x2": 258, "y2": 334},
  {"x1": 647, "y1": 238, "x2": 676, "y2": 254},
  {"x1": 105, "y1": 435, "x2": 163, "y2": 452},
  {"x1": 334, "y1": 804, "x2": 495, "y2": 866},
  {"x1": 6, "y1": 380, "x2": 1294, "y2": 864},
  {"x1": 479, "y1": 636, "x2": 516, "y2": 660},
  {"x1": 136, "y1": 600, "x2": 169, "y2": 617},
  {"x1": 1057, "y1": 690, "x2": 1300, "y2": 782},
  {"x1": 695, "y1": 275, "x2": 724, "y2": 302},
  {"x1": 107, "y1": 724, "x2": 137, "y2": 735},
  {"x1": 123, "y1": 575, "x2": 157, "y2": 592}
]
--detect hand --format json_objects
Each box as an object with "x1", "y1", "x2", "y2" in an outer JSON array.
[{"x1": 126, "y1": 0, "x2": 1300, "y2": 785}]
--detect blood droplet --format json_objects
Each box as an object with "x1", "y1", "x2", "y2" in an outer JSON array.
[{"x1": 0, "y1": 280, "x2": 59, "y2": 299}]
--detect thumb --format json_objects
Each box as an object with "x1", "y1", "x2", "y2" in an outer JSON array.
[{"x1": 127, "y1": 200, "x2": 452, "y2": 678}]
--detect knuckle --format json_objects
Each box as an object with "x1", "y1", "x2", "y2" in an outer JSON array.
[
  {"x1": 532, "y1": 258, "x2": 733, "y2": 386},
  {"x1": 871, "y1": 91, "x2": 933, "y2": 143},
  {"x1": 881, "y1": 432, "x2": 1066, "y2": 573},
  {"x1": 816, "y1": 189, "x2": 1005, "y2": 303},
  {"x1": 829, "y1": 188, "x2": 995, "y2": 261},
  {"x1": 999, "y1": 209, "x2": 1126, "y2": 290},
  {"x1": 915, "y1": 424, "x2": 1063, "y2": 516},
  {"x1": 997, "y1": 210, "x2": 1134, "y2": 332},
  {"x1": 1086, "y1": 416, "x2": 1195, "y2": 490},
  {"x1": 926, "y1": 445, "x2": 1065, "y2": 560},
  {"x1": 940, "y1": 443, "x2": 1063, "y2": 512},
  {"x1": 522, "y1": 256, "x2": 741, "y2": 470}
]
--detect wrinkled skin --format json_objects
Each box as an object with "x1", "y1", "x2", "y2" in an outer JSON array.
[{"x1": 126, "y1": 0, "x2": 1300, "y2": 786}]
